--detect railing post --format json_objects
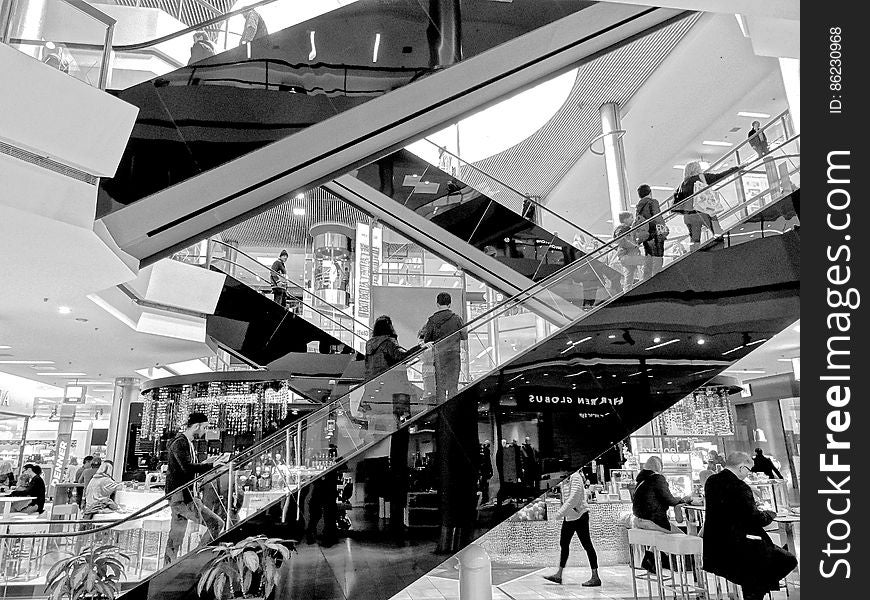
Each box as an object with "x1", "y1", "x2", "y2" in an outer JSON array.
[
  {"x1": 225, "y1": 460, "x2": 234, "y2": 529},
  {"x1": 456, "y1": 544, "x2": 492, "y2": 600},
  {"x1": 98, "y1": 22, "x2": 114, "y2": 90}
]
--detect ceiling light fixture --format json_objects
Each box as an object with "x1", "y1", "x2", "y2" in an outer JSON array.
[
  {"x1": 697, "y1": 339, "x2": 706, "y2": 345},
  {"x1": 36, "y1": 372, "x2": 87, "y2": 376},
  {"x1": 58, "y1": 306, "x2": 72, "y2": 314},
  {"x1": 673, "y1": 164, "x2": 685, "y2": 170},
  {"x1": 308, "y1": 30, "x2": 317, "y2": 60},
  {"x1": 0, "y1": 360, "x2": 56, "y2": 364},
  {"x1": 645, "y1": 338, "x2": 680, "y2": 351},
  {"x1": 702, "y1": 140, "x2": 734, "y2": 147},
  {"x1": 653, "y1": 337, "x2": 661, "y2": 343},
  {"x1": 723, "y1": 369, "x2": 766, "y2": 375},
  {"x1": 372, "y1": 32, "x2": 381, "y2": 63},
  {"x1": 737, "y1": 111, "x2": 770, "y2": 119},
  {"x1": 292, "y1": 207, "x2": 305, "y2": 216},
  {"x1": 0, "y1": 345, "x2": 10, "y2": 349}
]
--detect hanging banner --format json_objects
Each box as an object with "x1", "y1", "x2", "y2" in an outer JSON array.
[{"x1": 353, "y1": 222, "x2": 382, "y2": 352}]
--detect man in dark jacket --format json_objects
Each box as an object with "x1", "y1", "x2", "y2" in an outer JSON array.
[
  {"x1": 270, "y1": 250, "x2": 288, "y2": 307},
  {"x1": 703, "y1": 452, "x2": 796, "y2": 600},
  {"x1": 751, "y1": 448, "x2": 784, "y2": 479},
  {"x1": 164, "y1": 412, "x2": 225, "y2": 564},
  {"x1": 9, "y1": 464, "x2": 45, "y2": 513},
  {"x1": 418, "y1": 292, "x2": 467, "y2": 403}
]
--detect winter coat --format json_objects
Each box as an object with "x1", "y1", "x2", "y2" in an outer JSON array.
[
  {"x1": 703, "y1": 469, "x2": 797, "y2": 589},
  {"x1": 419, "y1": 308, "x2": 466, "y2": 361},
  {"x1": 632, "y1": 469, "x2": 682, "y2": 531},
  {"x1": 555, "y1": 472, "x2": 589, "y2": 521}
]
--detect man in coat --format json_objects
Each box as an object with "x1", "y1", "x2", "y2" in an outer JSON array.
[{"x1": 703, "y1": 451, "x2": 797, "y2": 600}]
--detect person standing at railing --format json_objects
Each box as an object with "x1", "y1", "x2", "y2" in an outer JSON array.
[
  {"x1": 672, "y1": 162, "x2": 740, "y2": 249},
  {"x1": 239, "y1": 9, "x2": 269, "y2": 46},
  {"x1": 419, "y1": 292, "x2": 467, "y2": 404},
  {"x1": 270, "y1": 249, "x2": 289, "y2": 307},
  {"x1": 613, "y1": 212, "x2": 642, "y2": 291},
  {"x1": 164, "y1": 412, "x2": 225, "y2": 565},
  {"x1": 748, "y1": 120, "x2": 781, "y2": 195},
  {"x1": 634, "y1": 185, "x2": 668, "y2": 278},
  {"x1": 188, "y1": 31, "x2": 216, "y2": 65}
]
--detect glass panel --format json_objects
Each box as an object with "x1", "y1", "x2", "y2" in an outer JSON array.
[{"x1": 5, "y1": 0, "x2": 112, "y2": 87}]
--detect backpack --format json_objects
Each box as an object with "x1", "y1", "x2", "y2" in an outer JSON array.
[{"x1": 693, "y1": 174, "x2": 725, "y2": 216}]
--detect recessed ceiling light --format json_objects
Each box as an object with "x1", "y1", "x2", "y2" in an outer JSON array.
[
  {"x1": 645, "y1": 338, "x2": 680, "y2": 351},
  {"x1": 58, "y1": 306, "x2": 72, "y2": 314},
  {"x1": 653, "y1": 337, "x2": 661, "y2": 343},
  {"x1": 608, "y1": 334, "x2": 616, "y2": 339},
  {"x1": 673, "y1": 164, "x2": 685, "y2": 170},
  {"x1": 737, "y1": 111, "x2": 770, "y2": 119},
  {"x1": 36, "y1": 372, "x2": 87, "y2": 376},
  {"x1": 292, "y1": 207, "x2": 305, "y2": 216},
  {"x1": 702, "y1": 140, "x2": 734, "y2": 147},
  {"x1": 0, "y1": 345, "x2": 10, "y2": 349},
  {"x1": 697, "y1": 339, "x2": 706, "y2": 345},
  {"x1": 777, "y1": 358, "x2": 793, "y2": 362},
  {"x1": 0, "y1": 360, "x2": 55, "y2": 364}
]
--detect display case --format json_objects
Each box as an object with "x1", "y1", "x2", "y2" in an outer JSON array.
[{"x1": 609, "y1": 468, "x2": 637, "y2": 500}]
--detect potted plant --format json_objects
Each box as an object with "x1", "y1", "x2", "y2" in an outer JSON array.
[
  {"x1": 44, "y1": 544, "x2": 129, "y2": 600},
  {"x1": 197, "y1": 536, "x2": 294, "y2": 600}
]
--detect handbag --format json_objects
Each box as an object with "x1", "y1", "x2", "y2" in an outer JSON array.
[{"x1": 693, "y1": 174, "x2": 725, "y2": 216}]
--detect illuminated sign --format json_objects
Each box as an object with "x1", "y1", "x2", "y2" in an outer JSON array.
[{"x1": 64, "y1": 384, "x2": 87, "y2": 403}]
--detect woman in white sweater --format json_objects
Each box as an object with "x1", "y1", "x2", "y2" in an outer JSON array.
[{"x1": 543, "y1": 470, "x2": 601, "y2": 586}]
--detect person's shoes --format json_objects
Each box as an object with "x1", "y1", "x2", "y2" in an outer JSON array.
[
  {"x1": 640, "y1": 552, "x2": 656, "y2": 574},
  {"x1": 543, "y1": 574, "x2": 562, "y2": 584},
  {"x1": 581, "y1": 577, "x2": 601, "y2": 587}
]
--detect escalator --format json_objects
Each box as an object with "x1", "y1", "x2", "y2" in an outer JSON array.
[
  {"x1": 95, "y1": 0, "x2": 689, "y2": 265},
  {"x1": 0, "y1": 152, "x2": 799, "y2": 599},
  {"x1": 325, "y1": 146, "x2": 619, "y2": 307},
  {"x1": 195, "y1": 240, "x2": 368, "y2": 400}
]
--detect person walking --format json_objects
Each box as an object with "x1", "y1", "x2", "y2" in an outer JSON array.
[
  {"x1": 418, "y1": 292, "x2": 467, "y2": 403},
  {"x1": 747, "y1": 121, "x2": 770, "y2": 157},
  {"x1": 270, "y1": 250, "x2": 289, "y2": 307},
  {"x1": 703, "y1": 452, "x2": 796, "y2": 600},
  {"x1": 543, "y1": 470, "x2": 600, "y2": 586},
  {"x1": 751, "y1": 448, "x2": 784, "y2": 479},
  {"x1": 164, "y1": 412, "x2": 225, "y2": 564},
  {"x1": 672, "y1": 162, "x2": 740, "y2": 249},
  {"x1": 634, "y1": 184, "x2": 668, "y2": 278},
  {"x1": 613, "y1": 211, "x2": 642, "y2": 291}
]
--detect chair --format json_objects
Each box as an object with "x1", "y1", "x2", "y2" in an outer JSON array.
[
  {"x1": 48, "y1": 503, "x2": 80, "y2": 553},
  {"x1": 628, "y1": 528, "x2": 659, "y2": 600},
  {"x1": 4, "y1": 514, "x2": 50, "y2": 580},
  {"x1": 653, "y1": 533, "x2": 708, "y2": 600},
  {"x1": 137, "y1": 517, "x2": 171, "y2": 576}
]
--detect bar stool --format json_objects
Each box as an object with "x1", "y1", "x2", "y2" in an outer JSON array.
[
  {"x1": 628, "y1": 528, "x2": 660, "y2": 599},
  {"x1": 654, "y1": 533, "x2": 708, "y2": 600},
  {"x1": 137, "y1": 517, "x2": 171, "y2": 576}
]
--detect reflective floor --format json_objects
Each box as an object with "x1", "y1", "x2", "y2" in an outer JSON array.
[{"x1": 394, "y1": 565, "x2": 800, "y2": 600}]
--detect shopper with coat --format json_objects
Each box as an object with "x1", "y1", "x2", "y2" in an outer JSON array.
[
  {"x1": 363, "y1": 315, "x2": 419, "y2": 434},
  {"x1": 703, "y1": 451, "x2": 797, "y2": 600},
  {"x1": 543, "y1": 471, "x2": 601, "y2": 587},
  {"x1": 634, "y1": 184, "x2": 668, "y2": 278},
  {"x1": 672, "y1": 161, "x2": 740, "y2": 248}
]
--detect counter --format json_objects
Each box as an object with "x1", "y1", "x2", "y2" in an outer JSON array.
[{"x1": 478, "y1": 499, "x2": 633, "y2": 567}]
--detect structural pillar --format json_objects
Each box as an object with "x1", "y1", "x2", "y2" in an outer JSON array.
[
  {"x1": 427, "y1": 0, "x2": 462, "y2": 67},
  {"x1": 599, "y1": 102, "x2": 631, "y2": 227},
  {"x1": 778, "y1": 58, "x2": 800, "y2": 135},
  {"x1": 106, "y1": 376, "x2": 140, "y2": 467}
]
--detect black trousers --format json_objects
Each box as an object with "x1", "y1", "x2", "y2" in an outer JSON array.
[{"x1": 559, "y1": 512, "x2": 598, "y2": 569}]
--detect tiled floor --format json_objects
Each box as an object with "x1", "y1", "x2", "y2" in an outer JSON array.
[{"x1": 393, "y1": 566, "x2": 800, "y2": 600}]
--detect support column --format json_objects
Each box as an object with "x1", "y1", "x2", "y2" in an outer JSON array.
[
  {"x1": 427, "y1": 0, "x2": 462, "y2": 67},
  {"x1": 778, "y1": 58, "x2": 800, "y2": 135},
  {"x1": 599, "y1": 102, "x2": 630, "y2": 226},
  {"x1": 106, "y1": 377, "x2": 140, "y2": 466}
]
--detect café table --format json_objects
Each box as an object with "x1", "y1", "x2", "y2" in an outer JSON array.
[{"x1": 0, "y1": 495, "x2": 34, "y2": 516}]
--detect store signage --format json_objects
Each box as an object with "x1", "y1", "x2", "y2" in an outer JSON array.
[
  {"x1": 0, "y1": 387, "x2": 36, "y2": 416},
  {"x1": 63, "y1": 384, "x2": 86, "y2": 404},
  {"x1": 516, "y1": 392, "x2": 624, "y2": 418},
  {"x1": 353, "y1": 222, "x2": 382, "y2": 353}
]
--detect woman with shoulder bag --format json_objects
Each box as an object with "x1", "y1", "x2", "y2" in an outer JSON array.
[
  {"x1": 635, "y1": 184, "x2": 669, "y2": 278},
  {"x1": 673, "y1": 162, "x2": 740, "y2": 249},
  {"x1": 363, "y1": 316, "x2": 420, "y2": 435}
]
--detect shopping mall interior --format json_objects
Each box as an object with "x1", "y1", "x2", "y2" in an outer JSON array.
[{"x1": 0, "y1": 1, "x2": 800, "y2": 599}]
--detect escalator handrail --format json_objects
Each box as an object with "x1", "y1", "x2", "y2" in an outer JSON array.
[
  {"x1": 209, "y1": 239, "x2": 371, "y2": 334},
  {"x1": 0, "y1": 148, "x2": 800, "y2": 541},
  {"x1": 418, "y1": 137, "x2": 605, "y2": 244}
]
